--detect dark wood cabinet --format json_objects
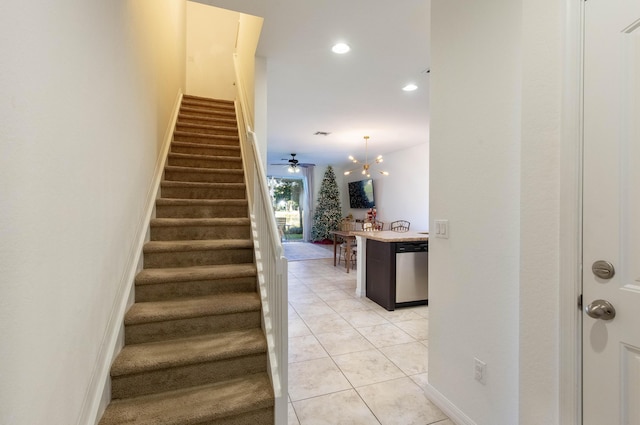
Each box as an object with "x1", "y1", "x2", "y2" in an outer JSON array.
[{"x1": 365, "y1": 239, "x2": 396, "y2": 310}]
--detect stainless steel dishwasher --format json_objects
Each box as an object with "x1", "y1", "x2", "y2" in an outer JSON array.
[{"x1": 395, "y1": 241, "x2": 428, "y2": 305}]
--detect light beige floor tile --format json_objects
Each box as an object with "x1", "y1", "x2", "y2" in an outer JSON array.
[
  {"x1": 306, "y1": 283, "x2": 342, "y2": 293},
  {"x1": 340, "y1": 310, "x2": 389, "y2": 328},
  {"x1": 302, "y1": 312, "x2": 353, "y2": 334},
  {"x1": 402, "y1": 305, "x2": 429, "y2": 317},
  {"x1": 333, "y1": 349, "x2": 405, "y2": 387},
  {"x1": 289, "y1": 293, "x2": 324, "y2": 304},
  {"x1": 432, "y1": 420, "x2": 455, "y2": 425},
  {"x1": 289, "y1": 334, "x2": 329, "y2": 363},
  {"x1": 289, "y1": 317, "x2": 312, "y2": 338},
  {"x1": 313, "y1": 289, "x2": 354, "y2": 301},
  {"x1": 288, "y1": 357, "x2": 352, "y2": 401},
  {"x1": 357, "y1": 323, "x2": 416, "y2": 348},
  {"x1": 380, "y1": 342, "x2": 429, "y2": 375},
  {"x1": 356, "y1": 377, "x2": 448, "y2": 425},
  {"x1": 393, "y1": 319, "x2": 429, "y2": 340},
  {"x1": 293, "y1": 389, "x2": 380, "y2": 425},
  {"x1": 288, "y1": 402, "x2": 300, "y2": 425},
  {"x1": 326, "y1": 298, "x2": 371, "y2": 313},
  {"x1": 289, "y1": 305, "x2": 300, "y2": 320},
  {"x1": 315, "y1": 328, "x2": 376, "y2": 356},
  {"x1": 294, "y1": 303, "x2": 336, "y2": 320},
  {"x1": 374, "y1": 308, "x2": 424, "y2": 323},
  {"x1": 409, "y1": 372, "x2": 429, "y2": 393}
]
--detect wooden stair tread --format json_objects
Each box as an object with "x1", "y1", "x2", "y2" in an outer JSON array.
[
  {"x1": 111, "y1": 329, "x2": 266, "y2": 376},
  {"x1": 125, "y1": 292, "x2": 261, "y2": 325},
  {"x1": 136, "y1": 264, "x2": 257, "y2": 285},
  {"x1": 99, "y1": 373, "x2": 273, "y2": 425}
]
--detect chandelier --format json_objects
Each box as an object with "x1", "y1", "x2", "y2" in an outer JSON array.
[{"x1": 343, "y1": 136, "x2": 389, "y2": 177}]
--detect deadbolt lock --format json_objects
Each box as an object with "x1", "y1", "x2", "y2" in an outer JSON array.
[{"x1": 592, "y1": 260, "x2": 615, "y2": 279}]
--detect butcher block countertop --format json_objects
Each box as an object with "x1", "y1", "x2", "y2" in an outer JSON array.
[{"x1": 351, "y1": 230, "x2": 429, "y2": 243}]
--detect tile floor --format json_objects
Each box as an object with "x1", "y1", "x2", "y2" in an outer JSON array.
[{"x1": 287, "y1": 252, "x2": 452, "y2": 425}]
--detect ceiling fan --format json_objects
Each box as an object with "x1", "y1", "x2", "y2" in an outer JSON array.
[{"x1": 270, "y1": 153, "x2": 315, "y2": 173}]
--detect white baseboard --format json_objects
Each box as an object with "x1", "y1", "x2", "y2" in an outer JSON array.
[
  {"x1": 424, "y1": 383, "x2": 477, "y2": 425},
  {"x1": 76, "y1": 90, "x2": 183, "y2": 425}
]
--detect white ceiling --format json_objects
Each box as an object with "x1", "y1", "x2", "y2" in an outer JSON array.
[{"x1": 196, "y1": 0, "x2": 431, "y2": 167}]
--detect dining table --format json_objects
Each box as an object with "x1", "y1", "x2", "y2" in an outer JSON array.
[{"x1": 329, "y1": 230, "x2": 356, "y2": 273}]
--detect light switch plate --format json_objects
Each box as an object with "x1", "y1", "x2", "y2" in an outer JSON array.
[{"x1": 434, "y1": 219, "x2": 449, "y2": 238}]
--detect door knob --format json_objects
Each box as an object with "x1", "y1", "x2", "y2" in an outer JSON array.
[{"x1": 584, "y1": 299, "x2": 616, "y2": 320}]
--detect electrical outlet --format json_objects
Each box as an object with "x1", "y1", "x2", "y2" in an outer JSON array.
[{"x1": 474, "y1": 357, "x2": 486, "y2": 384}]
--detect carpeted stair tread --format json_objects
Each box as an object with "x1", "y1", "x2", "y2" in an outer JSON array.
[
  {"x1": 160, "y1": 180, "x2": 245, "y2": 190},
  {"x1": 111, "y1": 329, "x2": 266, "y2": 377},
  {"x1": 173, "y1": 130, "x2": 239, "y2": 142},
  {"x1": 125, "y1": 292, "x2": 261, "y2": 325},
  {"x1": 171, "y1": 141, "x2": 241, "y2": 154},
  {"x1": 136, "y1": 264, "x2": 257, "y2": 285},
  {"x1": 176, "y1": 121, "x2": 238, "y2": 132},
  {"x1": 99, "y1": 373, "x2": 273, "y2": 425},
  {"x1": 168, "y1": 152, "x2": 243, "y2": 163},
  {"x1": 183, "y1": 95, "x2": 235, "y2": 107},
  {"x1": 178, "y1": 113, "x2": 237, "y2": 126},
  {"x1": 143, "y1": 239, "x2": 252, "y2": 253},
  {"x1": 150, "y1": 217, "x2": 250, "y2": 227},
  {"x1": 155, "y1": 198, "x2": 248, "y2": 207}
]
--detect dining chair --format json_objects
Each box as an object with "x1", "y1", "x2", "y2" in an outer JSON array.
[{"x1": 390, "y1": 220, "x2": 410, "y2": 232}]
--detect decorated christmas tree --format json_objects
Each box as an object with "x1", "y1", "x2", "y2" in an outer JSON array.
[{"x1": 311, "y1": 165, "x2": 342, "y2": 241}]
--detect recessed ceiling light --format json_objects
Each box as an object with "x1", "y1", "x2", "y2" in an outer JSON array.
[
  {"x1": 402, "y1": 83, "x2": 418, "y2": 92},
  {"x1": 332, "y1": 43, "x2": 350, "y2": 54}
]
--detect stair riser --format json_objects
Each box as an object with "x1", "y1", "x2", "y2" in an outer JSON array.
[
  {"x1": 176, "y1": 124, "x2": 238, "y2": 136},
  {"x1": 174, "y1": 133, "x2": 240, "y2": 146},
  {"x1": 150, "y1": 225, "x2": 251, "y2": 241},
  {"x1": 135, "y1": 277, "x2": 257, "y2": 302},
  {"x1": 168, "y1": 156, "x2": 243, "y2": 170},
  {"x1": 156, "y1": 204, "x2": 249, "y2": 218},
  {"x1": 125, "y1": 310, "x2": 261, "y2": 344},
  {"x1": 164, "y1": 169, "x2": 244, "y2": 184},
  {"x1": 160, "y1": 185, "x2": 246, "y2": 200},
  {"x1": 111, "y1": 353, "x2": 266, "y2": 399},
  {"x1": 178, "y1": 116, "x2": 237, "y2": 126},
  {"x1": 144, "y1": 248, "x2": 253, "y2": 268},
  {"x1": 171, "y1": 144, "x2": 241, "y2": 157}
]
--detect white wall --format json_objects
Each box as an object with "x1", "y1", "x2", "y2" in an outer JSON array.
[
  {"x1": 338, "y1": 143, "x2": 429, "y2": 230},
  {"x1": 186, "y1": 1, "x2": 238, "y2": 100},
  {"x1": 429, "y1": 1, "x2": 563, "y2": 424},
  {"x1": 0, "y1": 1, "x2": 186, "y2": 424},
  {"x1": 428, "y1": 1, "x2": 522, "y2": 424}
]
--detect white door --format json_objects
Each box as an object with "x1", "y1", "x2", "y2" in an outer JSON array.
[{"x1": 583, "y1": 1, "x2": 640, "y2": 424}]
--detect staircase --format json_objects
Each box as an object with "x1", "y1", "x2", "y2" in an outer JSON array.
[{"x1": 99, "y1": 95, "x2": 274, "y2": 425}]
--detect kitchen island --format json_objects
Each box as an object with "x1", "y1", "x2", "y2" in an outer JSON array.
[{"x1": 352, "y1": 230, "x2": 429, "y2": 310}]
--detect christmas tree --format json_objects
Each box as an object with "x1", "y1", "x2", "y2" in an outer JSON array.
[{"x1": 311, "y1": 165, "x2": 343, "y2": 241}]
